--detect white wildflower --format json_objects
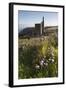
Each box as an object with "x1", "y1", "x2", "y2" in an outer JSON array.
[
  {"x1": 40, "y1": 60, "x2": 44, "y2": 66},
  {"x1": 49, "y1": 58, "x2": 52, "y2": 61},
  {"x1": 45, "y1": 63, "x2": 48, "y2": 66},
  {"x1": 44, "y1": 62, "x2": 48, "y2": 66},
  {"x1": 35, "y1": 64, "x2": 40, "y2": 69},
  {"x1": 52, "y1": 59, "x2": 54, "y2": 62}
]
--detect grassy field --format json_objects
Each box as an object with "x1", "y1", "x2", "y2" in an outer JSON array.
[{"x1": 18, "y1": 34, "x2": 58, "y2": 79}]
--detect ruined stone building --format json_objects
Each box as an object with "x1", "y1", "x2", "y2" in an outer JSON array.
[
  {"x1": 19, "y1": 17, "x2": 58, "y2": 38},
  {"x1": 34, "y1": 17, "x2": 44, "y2": 36}
]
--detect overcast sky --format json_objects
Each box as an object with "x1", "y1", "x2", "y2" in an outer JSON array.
[{"x1": 18, "y1": 10, "x2": 58, "y2": 32}]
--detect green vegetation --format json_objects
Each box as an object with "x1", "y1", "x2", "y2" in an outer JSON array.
[{"x1": 18, "y1": 33, "x2": 58, "y2": 79}]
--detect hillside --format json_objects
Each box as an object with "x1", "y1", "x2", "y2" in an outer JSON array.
[{"x1": 19, "y1": 26, "x2": 58, "y2": 38}]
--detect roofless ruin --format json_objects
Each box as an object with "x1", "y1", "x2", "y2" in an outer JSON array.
[{"x1": 19, "y1": 17, "x2": 58, "y2": 38}]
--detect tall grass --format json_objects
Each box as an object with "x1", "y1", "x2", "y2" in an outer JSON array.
[{"x1": 18, "y1": 34, "x2": 58, "y2": 79}]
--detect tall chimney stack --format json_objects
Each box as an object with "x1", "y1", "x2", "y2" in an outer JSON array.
[{"x1": 42, "y1": 17, "x2": 44, "y2": 34}]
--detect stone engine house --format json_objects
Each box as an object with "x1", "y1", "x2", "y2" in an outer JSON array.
[
  {"x1": 34, "y1": 17, "x2": 44, "y2": 36},
  {"x1": 19, "y1": 16, "x2": 58, "y2": 38}
]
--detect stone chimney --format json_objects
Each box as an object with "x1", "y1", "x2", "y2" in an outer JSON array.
[{"x1": 42, "y1": 17, "x2": 44, "y2": 34}]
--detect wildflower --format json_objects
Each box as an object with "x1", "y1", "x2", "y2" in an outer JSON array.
[
  {"x1": 45, "y1": 63, "x2": 48, "y2": 66},
  {"x1": 40, "y1": 60, "x2": 44, "y2": 66},
  {"x1": 35, "y1": 64, "x2": 40, "y2": 69},
  {"x1": 44, "y1": 62, "x2": 48, "y2": 66},
  {"x1": 49, "y1": 58, "x2": 52, "y2": 61},
  {"x1": 51, "y1": 59, "x2": 54, "y2": 63},
  {"x1": 49, "y1": 58, "x2": 54, "y2": 63}
]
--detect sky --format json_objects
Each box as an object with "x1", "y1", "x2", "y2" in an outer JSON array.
[{"x1": 18, "y1": 10, "x2": 58, "y2": 32}]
